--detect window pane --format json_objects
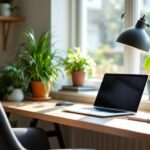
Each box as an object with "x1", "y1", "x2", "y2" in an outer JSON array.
[
  {"x1": 139, "y1": 0, "x2": 150, "y2": 74},
  {"x1": 86, "y1": 0, "x2": 124, "y2": 79}
]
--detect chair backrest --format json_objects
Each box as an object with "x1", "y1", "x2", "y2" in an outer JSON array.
[{"x1": 0, "y1": 102, "x2": 26, "y2": 150}]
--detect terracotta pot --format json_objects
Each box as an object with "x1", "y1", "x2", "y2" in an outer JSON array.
[
  {"x1": 31, "y1": 81, "x2": 51, "y2": 98},
  {"x1": 71, "y1": 71, "x2": 86, "y2": 86}
]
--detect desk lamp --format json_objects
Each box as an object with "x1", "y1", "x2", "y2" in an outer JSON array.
[{"x1": 117, "y1": 15, "x2": 150, "y2": 52}]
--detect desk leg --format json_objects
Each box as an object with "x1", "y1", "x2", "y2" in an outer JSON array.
[
  {"x1": 29, "y1": 119, "x2": 65, "y2": 148},
  {"x1": 47, "y1": 123, "x2": 65, "y2": 148},
  {"x1": 29, "y1": 118, "x2": 51, "y2": 148},
  {"x1": 29, "y1": 119, "x2": 38, "y2": 127},
  {"x1": 6, "y1": 112, "x2": 11, "y2": 118},
  {"x1": 54, "y1": 123, "x2": 65, "y2": 148}
]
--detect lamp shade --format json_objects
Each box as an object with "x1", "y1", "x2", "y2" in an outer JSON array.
[{"x1": 117, "y1": 15, "x2": 150, "y2": 52}]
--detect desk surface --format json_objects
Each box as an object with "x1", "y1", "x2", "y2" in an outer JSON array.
[{"x1": 2, "y1": 100, "x2": 150, "y2": 141}]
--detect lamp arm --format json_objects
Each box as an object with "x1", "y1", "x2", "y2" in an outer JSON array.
[
  {"x1": 146, "y1": 23, "x2": 150, "y2": 28},
  {"x1": 141, "y1": 15, "x2": 150, "y2": 28},
  {"x1": 121, "y1": 14, "x2": 150, "y2": 28}
]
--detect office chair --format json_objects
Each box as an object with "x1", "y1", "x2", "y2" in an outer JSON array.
[{"x1": 0, "y1": 102, "x2": 50, "y2": 150}]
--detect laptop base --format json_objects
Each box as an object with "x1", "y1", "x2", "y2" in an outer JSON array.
[{"x1": 64, "y1": 104, "x2": 135, "y2": 118}]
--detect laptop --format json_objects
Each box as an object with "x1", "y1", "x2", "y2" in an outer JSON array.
[{"x1": 64, "y1": 74, "x2": 148, "y2": 117}]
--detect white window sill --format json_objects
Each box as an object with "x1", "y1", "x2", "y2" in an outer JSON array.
[
  {"x1": 51, "y1": 91, "x2": 150, "y2": 111},
  {"x1": 51, "y1": 90, "x2": 97, "y2": 104}
]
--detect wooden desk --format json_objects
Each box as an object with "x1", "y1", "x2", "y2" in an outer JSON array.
[{"x1": 2, "y1": 100, "x2": 150, "y2": 141}]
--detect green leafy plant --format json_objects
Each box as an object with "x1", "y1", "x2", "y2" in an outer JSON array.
[
  {"x1": 63, "y1": 47, "x2": 95, "y2": 76},
  {"x1": 0, "y1": 64, "x2": 28, "y2": 97},
  {"x1": 144, "y1": 56, "x2": 150, "y2": 98},
  {"x1": 144, "y1": 56, "x2": 150, "y2": 78},
  {"x1": 17, "y1": 29, "x2": 62, "y2": 86}
]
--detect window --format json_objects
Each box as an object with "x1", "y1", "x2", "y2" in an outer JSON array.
[
  {"x1": 139, "y1": 0, "x2": 150, "y2": 74},
  {"x1": 86, "y1": 0, "x2": 124, "y2": 79},
  {"x1": 76, "y1": 0, "x2": 146, "y2": 80}
]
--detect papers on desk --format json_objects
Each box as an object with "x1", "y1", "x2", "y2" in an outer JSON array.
[{"x1": 128, "y1": 112, "x2": 150, "y2": 123}]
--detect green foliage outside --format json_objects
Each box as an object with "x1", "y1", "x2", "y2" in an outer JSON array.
[
  {"x1": 95, "y1": 0, "x2": 124, "y2": 47},
  {"x1": 141, "y1": 11, "x2": 150, "y2": 76},
  {"x1": 86, "y1": 0, "x2": 124, "y2": 78},
  {"x1": 144, "y1": 56, "x2": 150, "y2": 77},
  {"x1": 63, "y1": 47, "x2": 96, "y2": 77},
  {"x1": 88, "y1": 45, "x2": 123, "y2": 68}
]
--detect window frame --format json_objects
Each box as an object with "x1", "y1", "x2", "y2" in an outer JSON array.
[
  {"x1": 124, "y1": 0, "x2": 140, "y2": 74},
  {"x1": 71, "y1": 0, "x2": 142, "y2": 85}
]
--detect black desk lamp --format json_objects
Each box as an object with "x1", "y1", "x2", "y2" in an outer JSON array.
[{"x1": 117, "y1": 15, "x2": 150, "y2": 52}]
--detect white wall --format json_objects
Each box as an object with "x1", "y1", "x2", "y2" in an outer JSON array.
[
  {"x1": 0, "y1": 0, "x2": 50, "y2": 66},
  {"x1": 15, "y1": 0, "x2": 51, "y2": 52},
  {"x1": 51, "y1": 0, "x2": 72, "y2": 90},
  {"x1": 51, "y1": 0, "x2": 71, "y2": 50},
  {"x1": 17, "y1": 0, "x2": 50, "y2": 37}
]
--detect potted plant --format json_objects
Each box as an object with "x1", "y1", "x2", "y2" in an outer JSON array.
[
  {"x1": 17, "y1": 29, "x2": 62, "y2": 98},
  {"x1": 144, "y1": 56, "x2": 150, "y2": 99},
  {"x1": 0, "y1": 64, "x2": 28, "y2": 101},
  {"x1": 63, "y1": 47, "x2": 95, "y2": 86}
]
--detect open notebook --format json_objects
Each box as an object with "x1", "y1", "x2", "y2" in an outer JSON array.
[{"x1": 64, "y1": 74, "x2": 148, "y2": 117}]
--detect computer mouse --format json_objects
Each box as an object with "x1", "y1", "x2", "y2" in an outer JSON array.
[{"x1": 55, "y1": 101, "x2": 73, "y2": 106}]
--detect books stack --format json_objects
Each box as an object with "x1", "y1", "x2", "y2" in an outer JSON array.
[{"x1": 60, "y1": 85, "x2": 97, "y2": 92}]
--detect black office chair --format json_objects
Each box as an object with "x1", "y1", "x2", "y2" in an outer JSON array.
[{"x1": 0, "y1": 102, "x2": 50, "y2": 150}]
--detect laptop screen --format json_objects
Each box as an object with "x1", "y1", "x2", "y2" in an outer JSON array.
[{"x1": 94, "y1": 74, "x2": 148, "y2": 112}]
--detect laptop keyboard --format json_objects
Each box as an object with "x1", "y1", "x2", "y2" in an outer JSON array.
[{"x1": 84, "y1": 107, "x2": 125, "y2": 113}]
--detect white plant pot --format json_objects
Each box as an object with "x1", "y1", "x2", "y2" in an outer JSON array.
[
  {"x1": 7, "y1": 89, "x2": 24, "y2": 101},
  {"x1": 0, "y1": 3, "x2": 11, "y2": 16}
]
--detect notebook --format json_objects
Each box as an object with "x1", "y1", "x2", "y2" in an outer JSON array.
[{"x1": 64, "y1": 74, "x2": 148, "y2": 117}]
